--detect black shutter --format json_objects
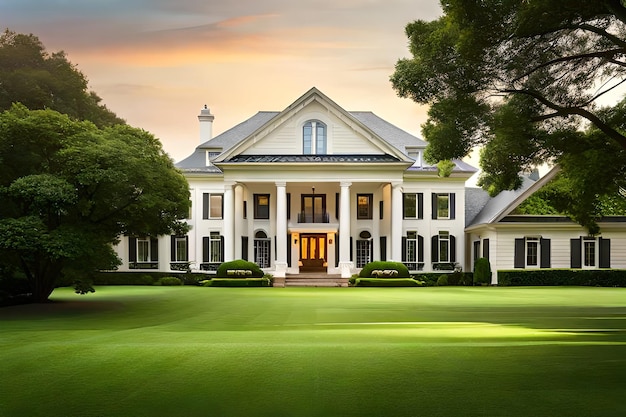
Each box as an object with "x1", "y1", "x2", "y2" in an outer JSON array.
[
  {"x1": 287, "y1": 234, "x2": 291, "y2": 267},
  {"x1": 335, "y1": 193, "x2": 339, "y2": 221},
  {"x1": 418, "y1": 193, "x2": 424, "y2": 219},
  {"x1": 482, "y1": 239, "x2": 490, "y2": 260},
  {"x1": 380, "y1": 236, "x2": 387, "y2": 261},
  {"x1": 514, "y1": 238, "x2": 525, "y2": 268},
  {"x1": 241, "y1": 236, "x2": 248, "y2": 260},
  {"x1": 220, "y1": 235, "x2": 225, "y2": 262},
  {"x1": 171, "y1": 235, "x2": 176, "y2": 261},
  {"x1": 431, "y1": 235, "x2": 439, "y2": 262},
  {"x1": 202, "y1": 193, "x2": 209, "y2": 219},
  {"x1": 335, "y1": 233, "x2": 339, "y2": 267},
  {"x1": 450, "y1": 193, "x2": 456, "y2": 220},
  {"x1": 379, "y1": 200, "x2": 384, "y2": 220},
  {"x1": 540, "y1": 238, "x2": 551, "y2": 268},
  {"x1": 418, "y1": 235, "x2": 424, "y2": 263},
  {"x1": 450, "y1": 235, "x2": 456, "y2": 262},
  {"x1": 599, "y1": 238, "x2": 611, "y2": 268},
  {"x1": 287, "y1": 193, "x2": 291, "y2": 220},
  {"x1": 184, "y1": 236, "x2": 189, "y2": 261},
  {"x1": 369, "y1": 239, "x2": 374, "y2": 263},
  {"x1": 401, "y1": 237, "x2": 407, "y2": 262},
  {"x1": 432, "y1": 194, "x2": 438, "y2": 219},
  {"x1": 150, "y1": 238, "x2": 159, "y2": 261},
  {"x1": 203, "y1": 237, "x2": 209, "y2": 262},
  {"x1": 129, "y1": 237, "x2": 137, "y2": 262},
  {"x1": 350, "y1": 237, "x2": 353, "y2": 262},
  {"x1": 570, "y1": 238, "x2": 582, "y2": 268}
]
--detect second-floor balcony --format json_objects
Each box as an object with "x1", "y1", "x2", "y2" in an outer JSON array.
[{"x1": 297, "y1": 211, "x2": 330, "y2": 223}]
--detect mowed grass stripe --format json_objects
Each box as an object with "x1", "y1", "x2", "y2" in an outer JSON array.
[{"x1": 1, "y1": 286, "x2": 625, "y2": 417}]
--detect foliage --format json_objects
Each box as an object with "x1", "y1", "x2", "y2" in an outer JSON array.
[
  {"x1": 354, "y1": 278, "x2": 422, "y2": 287},
  {"x1": 215, "y1": 260, "x2": 264, "y2": 278},
  {"x1": 473, "y1": 258, "x2": 492, "y2": 285},
  {"x1": 359, "y1": 261, "x2": 410, "y2": 278},
  {"x1": 437, "y1": 160, "x2": 456, "y2": 177},
  {"x1": 391, "y1": 1, "x2": 626, "y2": 232},
  {"x1": 155, "y1": 277, "x2": 183, "y2": 286},
  {"x1": 0, "y1": 30, "x2": 124, "y2": 127},
  {"x1": 0, "y1": 105, "x2": 190, "y2": 302},
  {"x1": 436, "y1": 275, "x2": 449, "y2": 286},
  {"x1": 202, "y1": 278, "x2": 270, "y2": 287},
  {"x1": 498, "y1": 269, "x2": 626, "y2": 287}
]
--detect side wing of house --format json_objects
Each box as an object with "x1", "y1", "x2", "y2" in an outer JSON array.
[{"x1": 466, "y1": 168, "x2": 626, "y2": 284}]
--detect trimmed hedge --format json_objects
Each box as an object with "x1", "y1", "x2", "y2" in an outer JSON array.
[
  {"x1": 359, "y1": 261, "x2": 410, "y2": 278},
  {"x1": 354, "y1": 278, "x2": 423, "y2": 287},
  {"x1": 412, "y1": 272, "x2": 473, "y2": 286},
  {"x1": 498, "y1": 269, "x2": 626, "y2": 287},
  {"x1": 202, "y1": 278, "x2": 271, "y2": 287},
  {"x1": 93, "y1": 272, "x2": 206, "y2": 286},
  {"x1": 474, "y1": 258, "x2": 492, "y2": 285},
  {"x1": 216, "y1": 260, "x2": 264, "y2": 278},
  {"x1": 155, "y1": 276, "x2": 183, "y2": 286}
]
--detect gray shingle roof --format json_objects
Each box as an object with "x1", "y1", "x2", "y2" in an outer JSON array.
[{"x1": 223, "y1": 154, "x2": 401, "y2": 163}]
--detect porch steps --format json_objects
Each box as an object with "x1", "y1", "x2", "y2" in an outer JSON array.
[{"x1": 278, "y1": 274, "x2": 349, "y2": 287}]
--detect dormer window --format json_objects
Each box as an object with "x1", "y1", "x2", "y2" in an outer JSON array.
[
  {"x1": 303, "y1": 120, "x2": 327, "y2": 154},
  {"x1": 407, "y1": 149, "x2": 422, "y2": 167}
]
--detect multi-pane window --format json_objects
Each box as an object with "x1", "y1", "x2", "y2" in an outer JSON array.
[
  {"x1": 406, "y1": 231, "x2": 419, "y2": 263},
  {"x1": 137, "y1": 238, "x2": 150, "y2": 262},
  {"x1": 254, "y1": 231, "x2": 271, "y2": 268},
  {"x1": 526, "y1": 237, "x2": 539, "y2": 267},
  {"x1": 357, "y1": 194, "x2": 373, "y2": 219},
  {"x1": 202, "y1": 193, "x2": 223, "y2": 219},
  {"x1": 438, "y1": 231, "x2": 450, "y2": 262},
  {"x1": 173, "y1": 237, "x2": 187, "y2": 262},
  {"x1": 303, "y1": 120, "x2": 327, "y2": 154},
  {"x1": 208, "y1": 232, "x2": 222, "y2": 263},
  {"x1": 356, "y1": 231, "x2": 372, "y2": 268},
  {"x1": 436, "y1": 194, "x2": 450, "y2": 219},
  {"x1": 403, "y1": 193, "x2": 423, "y2": 219},
  {"x1": 583, "y1": 238, "x2": 596, "y2": 267},
  {"x1": 254, "y1": 194, "x2": 270, "y2": 219}
]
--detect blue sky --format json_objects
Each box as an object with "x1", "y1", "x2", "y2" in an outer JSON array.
[{"x1": 1, "y1": 0, "x2": 442, "y2": 161}]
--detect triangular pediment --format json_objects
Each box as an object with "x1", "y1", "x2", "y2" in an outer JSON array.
[{"x1": 213, "y1": 87, "x2": 413, "y2": 164}]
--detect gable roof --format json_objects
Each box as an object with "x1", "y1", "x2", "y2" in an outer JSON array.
[
  {"x1": 213, "y1": 87, "x2": 413, "y2": 164},
  {"x1": 466, "y1": 167, "x2": 560, "y2": 229}
]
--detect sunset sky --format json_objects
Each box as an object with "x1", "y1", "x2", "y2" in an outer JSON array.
[{"x1": 1, "y1": 0, "x2": 443, "y2": 161}]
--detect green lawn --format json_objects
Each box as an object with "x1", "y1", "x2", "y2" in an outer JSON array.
[{"x1": 1, "y1": 286, "x2": 625, "y2": 417}]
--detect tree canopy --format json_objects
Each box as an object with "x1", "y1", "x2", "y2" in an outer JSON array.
[
  {"x1": 0, "y1": 105, "x2": 190, "y2": 302},
  {"x1": 0, "y1": 29, "x2": 124, "y2": 127},
  {"x1": 391, "y1": 0, "x2": 626, "y2": 231}
]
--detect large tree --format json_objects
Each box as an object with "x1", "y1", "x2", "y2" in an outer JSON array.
[
  {"x1": 0, "y1": 29, "x2": 124, "y2": 127},
  {"x1": 391, "y1": 0, "x2": 626, "y2": 231},
  {"x1": 0, "y1": 105, "x2": 190, "y2": 302}
]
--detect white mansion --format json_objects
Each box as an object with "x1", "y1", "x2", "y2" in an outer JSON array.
[{"x1": 113, "y1": 88, "x2": 626, "y2": 283}]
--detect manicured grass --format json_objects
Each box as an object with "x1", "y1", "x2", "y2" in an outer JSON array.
[{"x1": 1, "y1": 286, "x2": 626, "y2": 417}]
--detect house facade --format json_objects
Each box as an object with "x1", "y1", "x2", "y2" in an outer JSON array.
[
  {"x1": 114, "y1": 88, "x2": 475, "y2": 278},
  {"x1": 112, "y1": 88, "x2": 626, "y2": 283}
]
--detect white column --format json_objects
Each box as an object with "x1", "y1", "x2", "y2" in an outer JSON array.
[
  {"x1": 339, "y1": 181, "x2": 353, "y2": 278},
  {"x1": 223, "y1": 182, "x2": 235, "y2": 261},
  {"x1": 391, "y1": 182, "x2": 403, "y2": 262},
  {"x1": 275, "y1": 182, "x2": 288, "y2": 277}
]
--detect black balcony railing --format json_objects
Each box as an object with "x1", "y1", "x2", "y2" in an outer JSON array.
[{"x1": 297, "y1": 211, "x2": 330, "y2": 223}]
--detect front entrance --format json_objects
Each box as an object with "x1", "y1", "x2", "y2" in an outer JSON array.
[{"x1": 300, "y1": 233, "x2": 327, "y2": 272}]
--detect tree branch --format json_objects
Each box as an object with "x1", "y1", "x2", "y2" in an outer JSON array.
[{"x1": 505, "y1": 88, "x2": 626, "y2": 150}]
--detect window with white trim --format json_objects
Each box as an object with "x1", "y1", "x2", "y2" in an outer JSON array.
[
  {"x1": 405, "y1": 231, "x2": 419, "y2": 263},
  {"x1": 202, "y1": 193, "x2": 223, "y2": 219},
  {"x1": 356, "y1": 231, "x2": 372, "y2": 268},
  {"x1": 526, "y1": 237, "x2": 539, "y2": 267},
  {"x1": 137, "y1": 238, "x2": 151, "y2": 262},
  {"x1": 436, "y1": 194, "x2": 449, "y2": 219},
  {"x1": 303, "y1": 120, "x2": 327, "y2": 154},
  {"x1": 403, "y1": 193, "x2": 423, "y2": 219},
  {"x1": 207, "y1": 232, "x2": 222, "y2": 263},
  {"x1": 438, "y1": 231, "x2": 450, "y2": 262},
  {"x1": 254, "y1": 231, "x2": 271, "y2": 268},
  {"x1": 173, "y1": 236, "x2": 188, "y2": 262},
  {"x1": 583, "y1": 237, "x2": 597, "y2": 268}
]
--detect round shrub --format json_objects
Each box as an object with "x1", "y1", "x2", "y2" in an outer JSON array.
[
  {"x1": 437, "y1": 274, "x2": 449, "y2": 286},
  {"x1": 216, "y1": 259, "x2": 264, "y2": 278},
  {"x1": 359, "y1": 261, "x2": 410, "y2": 278},
  {"x1": 473, "y1": 258, "x2": 492, "y2": 285},
  {"x1": 156, "y1": 276, "x2": 183, "y2": 286}
]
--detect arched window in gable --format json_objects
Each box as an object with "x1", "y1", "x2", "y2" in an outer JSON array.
[{"x1": 303, "y1": 120, "x2": 327, "y2": 154}]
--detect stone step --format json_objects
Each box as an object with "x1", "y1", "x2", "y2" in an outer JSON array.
[{"x1": 284, "y1": 277, "x2": 349, "y2": 287}]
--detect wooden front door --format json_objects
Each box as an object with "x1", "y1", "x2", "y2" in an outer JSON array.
[{"x1": 300, "y1": 234, "x2": 327, "y2": 269}]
